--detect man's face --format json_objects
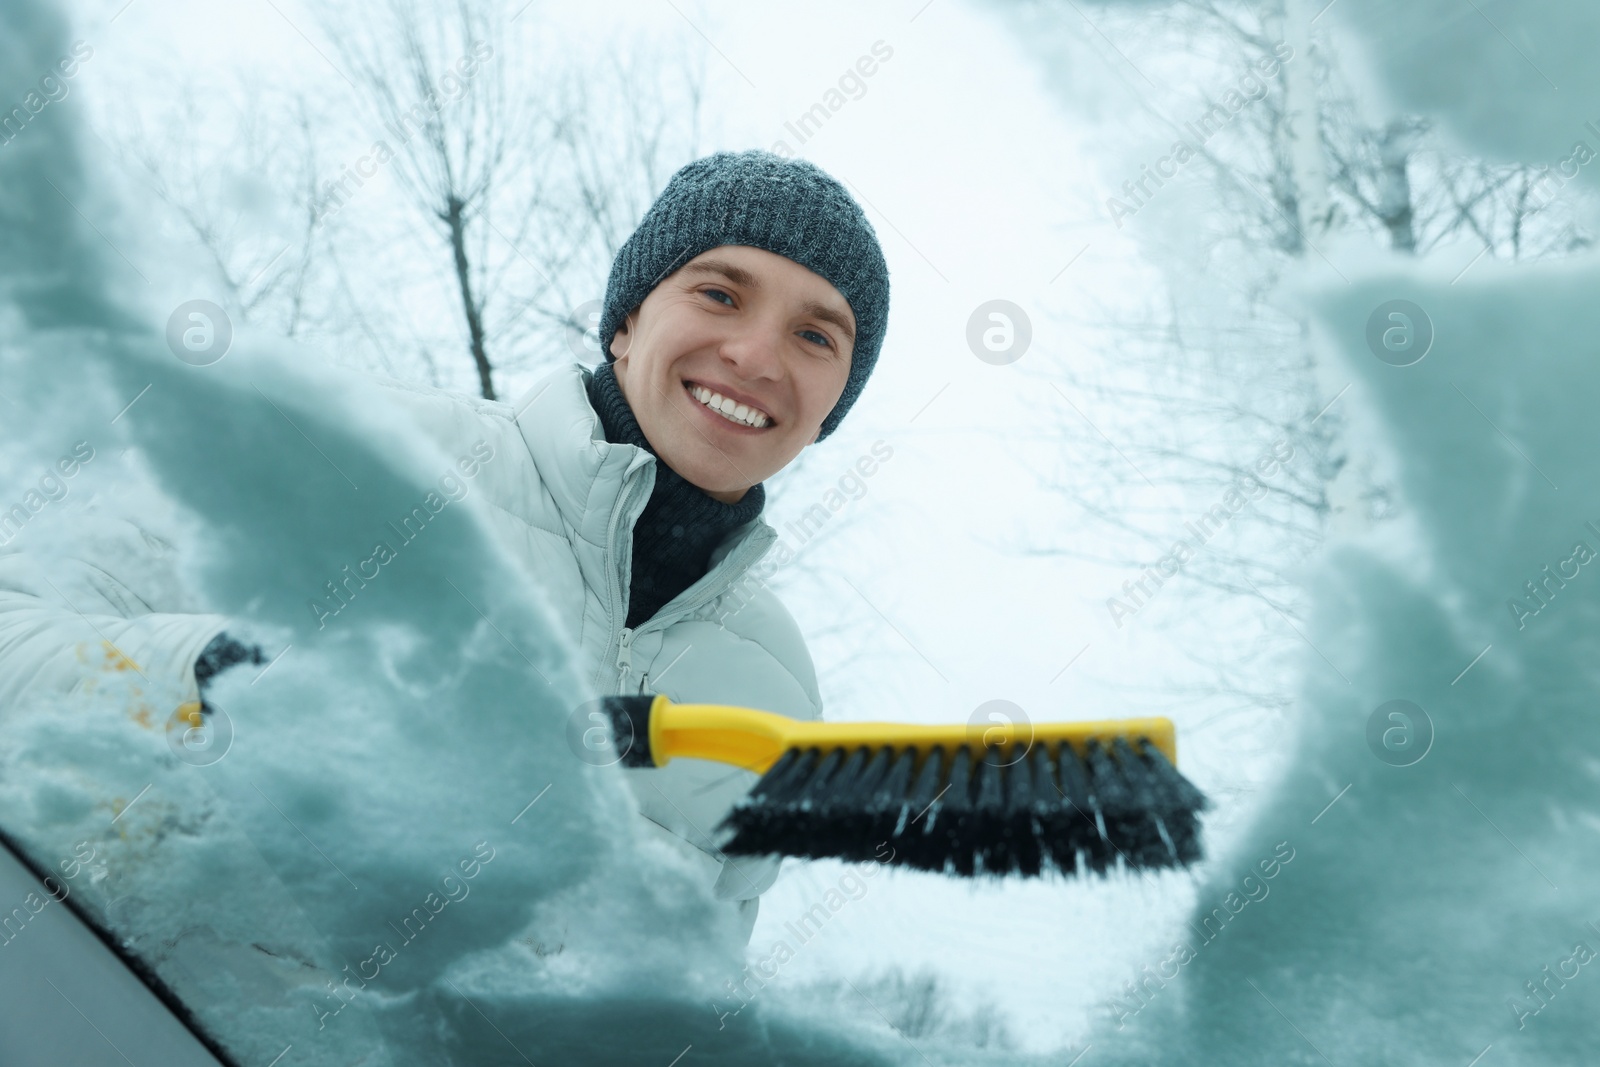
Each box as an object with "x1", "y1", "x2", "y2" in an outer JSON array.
[{"x1": 610, "y1": 245, "x2": 856, "y2": 504}]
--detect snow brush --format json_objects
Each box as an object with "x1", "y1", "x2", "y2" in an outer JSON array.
[{"x1": 600, "y1": 693, "x2": 1208, "y2": 879}]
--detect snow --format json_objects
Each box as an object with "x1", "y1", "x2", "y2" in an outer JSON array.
[
  {"x1": 1323, "y1": 0, "x2": 1600, "y2": 189},
  {"x1": 1072, "y1": 239, "x2": 1600, "y2": 1063},
  {"x1": 1067, "y1": 248, "x2": 1600, "y2": 1064},
  {"x1": 1052, "y1": 2, "x2": 1600, "y2": 1060}
]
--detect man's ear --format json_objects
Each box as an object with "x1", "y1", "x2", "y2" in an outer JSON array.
[{"x1": 609, "y1": 311, "x2": 635, "y2": 360}]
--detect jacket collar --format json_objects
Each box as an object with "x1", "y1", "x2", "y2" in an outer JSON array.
[
  {"x1": 510, "y1": 362, "x2": 778, "y2": 596},
  {"x1": 511, "y1": 361, "x2": 651, "y2": 546}
]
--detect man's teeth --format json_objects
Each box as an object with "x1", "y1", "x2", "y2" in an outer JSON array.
[{"x1": 690, "y1": 384, "x2": 770, "y2": 428}]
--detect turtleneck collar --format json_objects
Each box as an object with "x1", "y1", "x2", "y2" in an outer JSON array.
[{"x1": 584, "y1": 359, "x2": 766, "y2": 630}]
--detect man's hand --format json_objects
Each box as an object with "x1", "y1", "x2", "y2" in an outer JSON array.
[{"x1": 193, "y1": 632, "x2": 266, "y2": 716}]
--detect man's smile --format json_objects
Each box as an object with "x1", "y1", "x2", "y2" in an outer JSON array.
[{"x1": 683, "y1": 380, "x2": 774, "y2": 431}]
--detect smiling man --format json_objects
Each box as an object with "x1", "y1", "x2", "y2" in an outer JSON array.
[
  {"x1": 0, "y1": 149, "x2": 890, "y2": 951},
  {"x1": 589, "y1": 242, "x2": 858, "y2": 630},
  {"x1": 563, "y1": 152, "x2": 890, "y2": 942},
  {"x1": 608, "y1": 244, "x2": 858, "y2": 503}
]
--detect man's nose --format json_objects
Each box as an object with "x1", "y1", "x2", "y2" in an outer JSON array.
[{"x1": 718, "y1": 320, "x2": 785, "y2": 380}]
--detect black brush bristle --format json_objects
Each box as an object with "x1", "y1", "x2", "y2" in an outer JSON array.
[{"x1": 716, "y1": 736, "x2": 1210, "y2": 880}]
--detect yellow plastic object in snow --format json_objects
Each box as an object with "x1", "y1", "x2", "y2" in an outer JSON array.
[{"x1": 633, "y1": 693, "x2": 1178, "y2": 773}]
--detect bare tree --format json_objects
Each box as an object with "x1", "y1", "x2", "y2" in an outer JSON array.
[
  {"x1": 110, "y1": 0, "x2": 719, "y2": 398},
  {"x1": 114, "y1": 82, "x2": 334, "y2": 338},
  {"x1": 322, "y1": 0, "x2": 730, "y2": 398},
  {"x1": 995, "y1": 0, "x2": 1594, "y2": 793},
  {"x1": 323, "y1": 0, "x2": 537, "y2": 400},
  {"x1": 1023, "y1": 0, "x2": 1590, "y2": 588},
  {"x1": 491, "y1": 33, "x2": 714, "y2": 379}
]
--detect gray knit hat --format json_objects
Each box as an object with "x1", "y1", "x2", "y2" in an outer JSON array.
[{"x1": 599, "y1": 150, "x2": 890, "y2": 443}]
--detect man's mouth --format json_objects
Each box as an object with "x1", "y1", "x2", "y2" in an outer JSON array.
[{"x1": 684, "y1": 381, "x2": 773, "y2": 430}]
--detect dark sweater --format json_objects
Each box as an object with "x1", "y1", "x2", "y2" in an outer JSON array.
[{"x1": 584, "y1": 360, "x2": 765, "y2": 630}]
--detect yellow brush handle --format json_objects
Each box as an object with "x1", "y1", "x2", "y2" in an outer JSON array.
[{"x1": 643, "y1": 694, "x2": 1178, "y2": 773}]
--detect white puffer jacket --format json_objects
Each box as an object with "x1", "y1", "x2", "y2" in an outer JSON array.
[{"x1": 0, "y1": 360, "x2": 823, "y2": 938}]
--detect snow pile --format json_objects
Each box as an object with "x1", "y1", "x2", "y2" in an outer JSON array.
[
  {"x1": 1086, "y1": 247, "x2": 1600, "y2": 1065},
  {"x1": 1073, "y1": 4, "x2": 1600, "y2": 1063},
  {"x1": 1326, "y1": 0, "x2": 1600, "y2": 191},
  {"x1": 0, "y1": 3, "x2": 911, "y2": 1064}
]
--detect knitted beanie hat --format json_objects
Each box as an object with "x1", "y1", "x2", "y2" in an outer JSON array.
[{"x1": 598, "y1": 150, "x2": 890, "y2": 443}]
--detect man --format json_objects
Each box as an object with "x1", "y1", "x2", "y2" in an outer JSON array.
[
  {"x1": 0, "y1": 149, "x2": 891, "y2": 945},
  {"x1": 563, "y1": 149, "x2": 890, "y2": 940}
]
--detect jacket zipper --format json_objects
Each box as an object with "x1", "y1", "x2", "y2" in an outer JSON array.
[
  {"x1": 605, "y1": 469, "x2": 647, "y2": 694},
  {"x1": 603, "y1": 465, "x2": 777, "y2": 696},
  {"x1": 615, "y1": 625, "x2": 638, "y2": 693}
]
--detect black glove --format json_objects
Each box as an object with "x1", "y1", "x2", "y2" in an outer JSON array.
[{"x1": 194, "y1": 632, "x2": 266, "y2": 715}]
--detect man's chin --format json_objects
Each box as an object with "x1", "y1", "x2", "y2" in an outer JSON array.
[
  {"x1": 654, "y1": 451, "x2": 748, "y2": 501},
  {"x1": 688, "y1": 469, "x2": 752, "y2": 504}
]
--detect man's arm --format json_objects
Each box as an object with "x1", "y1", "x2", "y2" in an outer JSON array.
[{"x1": 0, "y1": 514, "x2": 232, "y2": 716}]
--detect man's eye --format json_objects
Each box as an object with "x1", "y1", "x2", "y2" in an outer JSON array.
[
  {"x1": 703, "y1": 288, "x2": 734, "y2": 306},
  {"x1": 800, "y1": 330, "x2": 832, "y2": 349}
]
